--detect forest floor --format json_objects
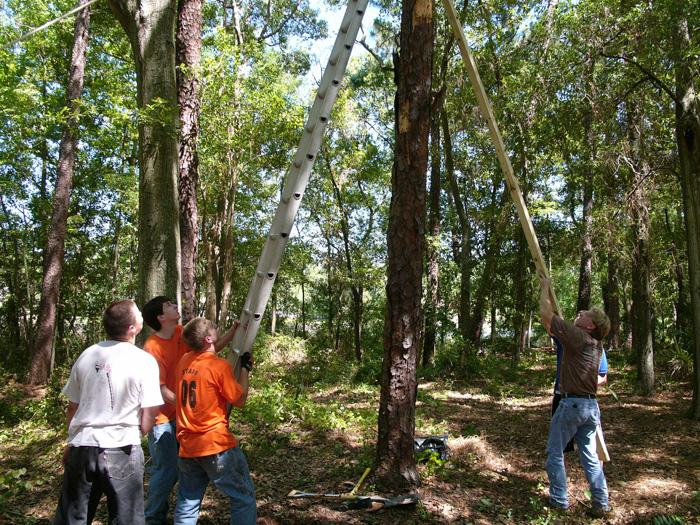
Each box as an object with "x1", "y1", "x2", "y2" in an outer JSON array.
[{"x1": 1, "y1": 348, "x2": 699, "y2": 524}]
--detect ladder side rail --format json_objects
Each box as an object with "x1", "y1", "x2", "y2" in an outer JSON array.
[
  {"x1": 228, "y1": 0, "x2": 370, "y2": 374},
  {"x1": 441, "y1": 0, "x2": 563, "y2": 318}
]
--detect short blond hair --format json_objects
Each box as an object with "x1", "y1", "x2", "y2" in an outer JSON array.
[
  {"x1": 588, "y1": 307, "x2": 610, "y2": 341},
  {"x1": 181, "y1": 317, "x2": 213, "y2": 352}
]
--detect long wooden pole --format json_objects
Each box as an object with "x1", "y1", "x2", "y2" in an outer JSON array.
[{"x1": 441, "y1": 0, "x2": 562, "y2": 317}]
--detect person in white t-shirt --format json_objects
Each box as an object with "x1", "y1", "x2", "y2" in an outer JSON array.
[{"x1": 53, "y1": 299, "x2": 163, "y2": 525}]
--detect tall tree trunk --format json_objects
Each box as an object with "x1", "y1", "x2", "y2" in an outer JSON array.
[
  {"x1": 28, "y1": 0, "x2": 91, "y2": 385},
  {"x1": 201, "y1": 187, "x2": 220, "y2": 321},
  {"x1": 375, "y1": 0, "x2": 433, "y2": 490},
  {"x1": 675, "y1": 16, "x2": 700, "y2": 419},
  {"x1": 465, "y1": 185, "x2": 508, "y2": 349},
  {"x1": 577, "y1": 111, "x2": 595, "y2": 312},
  {"x1": 327, "y1": 158, "x2": 363, "y2": 361},
  {"x1": 177, "y1": 0, "x2": 203, "y2": 324},
  {"x1": 628, "y1": 104, "x2": 654, "y2": 396},
  {"x1": 603, "y1": 248, "x2": 621, "y2": 350},
  {"x1": 423, "y1": 108, "x2": 441, "y2": 368},
  {"x1": 217, "y1": 174, "x2": 237, "y2": 325},
  {"x1": 108, "y1": 0, "x2": 181, "y2": 327},
  {"x1": 513, "y1": 228, "x2": 528, "y2": 363},
  {"x1": 442, "y1": 111, "x2": 471, "y2": 342}
]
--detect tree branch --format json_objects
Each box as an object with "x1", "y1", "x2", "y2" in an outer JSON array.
[{"x1": 601, "y1": 54, "x2": 679, "y2": 105}]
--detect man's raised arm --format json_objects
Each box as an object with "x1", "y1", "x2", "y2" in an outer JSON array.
[{"x1": 538, "y1": 271, "x2": 554, "y2": 333}]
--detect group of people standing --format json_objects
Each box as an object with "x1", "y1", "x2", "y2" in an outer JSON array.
[
  {"x1": 52, "y1": 297, "x2": 256, "y2": 525},
  {"x1": 50, "y1": 271, "x2": 611, "y2": 523}
]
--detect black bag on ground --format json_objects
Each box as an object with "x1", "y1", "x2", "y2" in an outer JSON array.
[{"x1": 414, "y1": 434, "x2": 450, "y2": 461}]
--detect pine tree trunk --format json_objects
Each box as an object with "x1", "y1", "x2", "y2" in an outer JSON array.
[
  {"x1": 28, "y1": 0, "x2": 91, "y2": 384},
  {"x1": 108, "y1": 0, "x2": 181, "y2": 326},
  {"x1": 375, "y1": 0, "x2": 433, "y2": 490},
  {"x1": 177, "y1": 0, "x2": 203, "y2": 324}
]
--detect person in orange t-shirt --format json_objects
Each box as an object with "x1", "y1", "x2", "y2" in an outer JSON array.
[
  {"x1": 142, "y1": 297, "x2": 242, "y2": 524},
  {"x1": 174, "y1": 317, "x2": 255, "y2": 525}
]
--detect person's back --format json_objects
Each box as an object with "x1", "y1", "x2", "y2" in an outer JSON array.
[
  {"x1": 53, "y1": 300, "x2": 162, "y2": 525},
  {"x1": 67, "y1": 340, "x2": 159, "y2": 445},
  {"x1": 173, "y1": 317, "x2": 256, "y2": 525}
]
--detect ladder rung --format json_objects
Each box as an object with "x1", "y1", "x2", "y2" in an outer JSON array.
[
  {"x1": 329, "y1": 48, "x2": 341, "y2": 66},
  {"x1": 269, "y1": 234, "x2": 278, "y2": 240},
  {"x1": 266, "y1": 272, "x2": 275, "y2": 279},
  {"x1": 256, "y1": 270, "x2": 265, "y2": 277}
]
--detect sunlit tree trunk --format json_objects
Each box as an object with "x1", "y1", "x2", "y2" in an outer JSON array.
[
  {"x1": 108, "y1": 0, "x2": 181, "y2": 329},
  {"x1": 375, "y1": 0, "x2": 433, "y2": 490},
  {"x1": 177, "y1": 0, "x2": 203, "y2": 323},
  {"x1": 29, "y1": 0, "x2": 91, "y2": 384}
]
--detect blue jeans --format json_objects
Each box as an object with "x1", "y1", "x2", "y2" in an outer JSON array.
[
  {"x1": 53, "y1": 445, "x2": 145, "y2": 524},
  {"x1": 546, "y1": 397, "x2": 609, "y2": 510},
  {"x1": 145, "y1": 420, "x2": 179, "y2": 524},
  {"x1": 174, "y1": 446, "x2": 256, "y2": 525}
]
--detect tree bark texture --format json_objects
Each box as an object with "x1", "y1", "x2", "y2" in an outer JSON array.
[
  {"x1": 375, "y1": 0, "x2": 433, "y2": 490},
  {"x1": 29, "y1": 0, "x2": 91, "y2": 385},
  {"x1": 108, "y1": 0, "x2": 181, "y2": 319},
  {"x1": 628, "y1": 104, "x2": 654, "y2": 396},
  {"x1": 674, "y1": 16, "x2": 700, "y2": 419},
  {"x1": 177, "y1": 0, "x2": 203, "y2": 324}
]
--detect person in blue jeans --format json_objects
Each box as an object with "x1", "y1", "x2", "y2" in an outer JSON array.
[
  {"x1": 174, "y1": 317, "x2": 255, "y2": 525},
  {"x1": 538, "y1": 272, "x2": 611, "y2": 516},
  {"x1": 552, "y1": 337, "x2": 608, "y2": 457}
]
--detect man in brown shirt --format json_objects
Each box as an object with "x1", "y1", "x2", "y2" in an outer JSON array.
[{"x1": 539, "y1": 272, "x2": 611, "y2": 516}]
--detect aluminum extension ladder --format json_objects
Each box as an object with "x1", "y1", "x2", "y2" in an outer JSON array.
[{"x1": 227, "y1": 0, "x2": 369, "y2": 376}]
